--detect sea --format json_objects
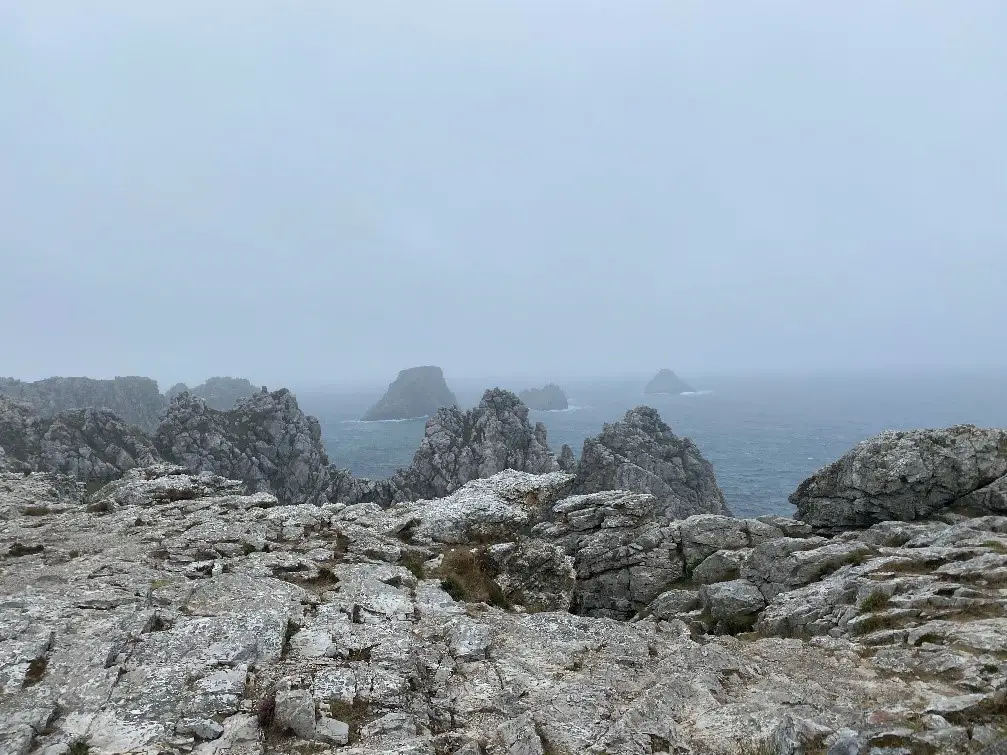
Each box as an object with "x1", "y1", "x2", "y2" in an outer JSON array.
[{"x1": 295, "y1": 371, "x2": 1007, "y2": 520}]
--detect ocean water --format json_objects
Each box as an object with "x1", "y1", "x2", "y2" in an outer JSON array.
[{"x1": 296, "y1": 371, "x2": 1007, "y2": 519}]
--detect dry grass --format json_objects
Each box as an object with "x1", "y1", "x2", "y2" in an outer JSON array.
[
  {"x1": 437, "y1": 548, "x2": 511, "y2": 609},
  {"x1": 859, "y1": 590, "x2": 891, "y2": 612}
]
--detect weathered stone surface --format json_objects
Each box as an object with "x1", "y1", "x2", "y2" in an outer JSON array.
[
  {"x1": 0, "y1": 396, "x2": 160, "y2": 484},
  {"x1": 792, "y1": 425, "x2": 1007, "y2": 530},
  {"x1": 574, "y1": 407, "x2": 731, "y2": 519},
  {"x1": 155, "y1": 389, "x2": 332, "y2": 506},
  {"x1": 518, "y1": 383, "x2": 568, "y2": 411},
  {"x1": 644, "y1": 369, "x2": 694, "y2": 395},
  {"x1": 4, "y1": 421, "x2": 1007, "y2": 754},
  {"x1": 362, "y1": 365, "x2": 457, "y2": 421},
  {"x1": 0, "y1": 375, "x2": 166, "y2": 433},
  {"x1": 557, "y1": 444, "x2": 577, "y2": 472}
]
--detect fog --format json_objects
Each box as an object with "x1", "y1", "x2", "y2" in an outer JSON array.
[{"x1": 2, "y1": 1, "x2": 1005, "y2": 389}]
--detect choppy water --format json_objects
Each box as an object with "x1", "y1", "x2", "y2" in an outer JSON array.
[{"x1": 296, "y1": 371, "x2": 1007, "y2": 519}]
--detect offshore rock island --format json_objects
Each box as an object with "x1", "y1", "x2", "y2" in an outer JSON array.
[
  {"x1": 361, "y1": 366, "x2": 459, "y2": 422},
  {"x1": 1, "y1": 377, "x2": 1006, "y2": 754}
]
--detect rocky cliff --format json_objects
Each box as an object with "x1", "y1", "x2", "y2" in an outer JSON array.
[
  {"x1": 0, "y1": 375, "x2": 168, "y2": 432},
  {"x1": 574, "y1": 406, "x2": 731, "y2": 518},
  {"x1": 154, "y1": 390, "x2": 333, "y2": 507},
  {"x1": 644, "y1": 368, "x2": 694, "y2": 395},
  {"x1": 0, "y1": 395, "x2": 160, "y2": 484},
  {"x1": 518, "y1": 383, "x2": 569, "y2": 411},
  {"x1": 165, "y1": 377, "x2": 259, "y2": 411},
  {"x1": 4, "y1": 426, "x2": 1007, "y2": 753},
  {"x1": 361, "y1": 365, "x2": 457, "y2": 421}
]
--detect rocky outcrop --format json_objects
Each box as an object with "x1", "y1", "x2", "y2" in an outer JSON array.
[
  {"x1": 792, "y1": 425, "x2": 1007, "y2": 531},
  {"x1": 154, "y1": 390, "x2": 333, "y2": 506},
  {"x1": 4, "y1": 461, "x2": 1006, "y2": 754},
  {"x1": 644, "y1": 368, "x2": 694, "y2": 394},
  {"x1": 0, "y1": 396, "x2": 160, "y2": 484},
  {"x1": 518, "y1": 383, "x2": 569, "y2": 411},
  {"x1": 0, "y1": 375, "x2": 167, "y2": 432},
  {"x1": 574, "y1": 406, "x2": 731, "y2": 518},
  {"x1": 164, "y1": 377, "x2": 258, "y2": 410},
  {"x1": 361, "y1": 365, "x2": 457, "y2": 421},
  {"x1": 386, "y1": 388, "x2": 559, "y2": 503}
]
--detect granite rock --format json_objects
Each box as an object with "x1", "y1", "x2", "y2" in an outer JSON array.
[
  {"x1": 518, "y1": 383, "x2": 569, "y2": 411},
  {"x1": 643, "y1": 369, "x2": 694, "y2": 395}
]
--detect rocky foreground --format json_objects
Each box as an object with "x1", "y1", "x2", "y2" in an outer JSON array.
[{"x1": 3, "y1": 423, "x2": 1007, "y2": 754}]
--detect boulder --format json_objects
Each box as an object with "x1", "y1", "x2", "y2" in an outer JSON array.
[
  {"x1": 167, "y1": 377, "x2": 258, "y2": 411},
  {"x1": 362, "y1": 365, "x2": 457, "y2": 421},
  {"x1": 792, "y1": 425, "x2": 1007, "y2": 531},
  {"x1": 574, "y1": 406, "x2": 731, "y2": 519}
]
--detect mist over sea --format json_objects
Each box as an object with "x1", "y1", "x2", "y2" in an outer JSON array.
[{"x1": 297, "y1": 370, "x2": 1007, "y2": 519}]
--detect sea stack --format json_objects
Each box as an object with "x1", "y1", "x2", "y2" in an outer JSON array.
[
  {"x1": 362, "y1": 366, "x2": 458, "y2": 421},
  {"x1": 644, "y1": 369, "x2": 694, "y2": 395},
  {"x1": 519, "y1": 383, "x2": 569, "y2": 411}
]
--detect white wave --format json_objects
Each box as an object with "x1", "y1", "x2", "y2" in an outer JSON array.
[
  {"x1": 533, "y1": 402, "x2": 590, "y2": 413},
  {"x1": 343, "y1": 415, "x2": 429, "y2": 424},
  {"x1": 678, "y1": 390, "x2": 713, "y2": 396}
]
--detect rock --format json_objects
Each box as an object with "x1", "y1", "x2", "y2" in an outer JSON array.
[
  {"x1": 518, "y1": 384, "x2": 568, "y2": 411},
  {"x1": 482, "y1": 540, "x2": 576, "y2": 612},
  {"x1": 742, "y1": 538, "x2": 871, "y2": 601},
  {"x1": 0, "y1": 375, "x2": 166, "y2": 433},
  {"x1": 273, "y1": 689, "x2": 317, "y2": 739},
  {"x1": 155, "y1": 389, "x2": 332, "y2": 506},
  {"x1": 0, "y1": 465, "x2": 993, "y2": 755},
  {"x1": 791, "y1": 425, "x2": 1007, "y2": 531},
  {"x1": 699, "y1": 580, "x2": 766, "y2": 632},
  {"x1": 315, "y1": 717, "x2": 350, "y2": 745},
  {"x1": 362, "y1": 366, "x2": 457, "y2": 421},
  {"x1": 533, "y1": 489, "x2": 684, "y2": 619},
  {"x1": 574, "y1": 407, "x2": 731, "y2": 519},
  {"x1": 693, "y1": 548, "x2": 751, "y2": 585},
  {"x1": 169, "y1": 377, "x2": 259, "y2": 411},
  {"x1": 645, "y1": 589, "x2": 700, "y2": 620},
  {"x1": 0, "y1": 397, "x2": 161, "y2": 484},
  {"x1": 644, "y1": 369, "x2": 694, "y2": 394},
  {"x1": 556, "y1": 444, "x2": 577, "y2": 473},
  {"x1": 386, "y1": 389, "x2": 558, "y2": 503}
]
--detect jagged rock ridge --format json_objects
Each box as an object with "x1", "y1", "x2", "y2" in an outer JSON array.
[
  {"x1": 164, "y1": 376, "x2": 258, "y2": 410},
  {"x1": 573, "y1": 405, "x2": 731, "y2": 518},
  {"x1": 518, "y1": 383, "x2": 569, "y2": 411},
  {"x1": 0, "y1": 395, "x2": 160, "y2": 484},
  {"x1": 0, "y1": 375, "x2": 167, "y2": 432},
  {"x1": 361, "y1": 365, "x2": 457, "y2": 421},
  {"x1": 644, "y1": 368, "x2": 694, "y2": 395},
  {"x1": 154, "y1": 389, "x2": 333, "y2": 507}
]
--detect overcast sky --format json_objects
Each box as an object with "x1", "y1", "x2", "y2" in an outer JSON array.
[{"x1": 1, "y1": 1, "x2": 1005, "y2": 388}]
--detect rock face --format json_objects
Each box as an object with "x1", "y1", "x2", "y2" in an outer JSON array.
[
  {"x1": 154, "y1": 390, "x2": 333, "y2": 506},
  {"x1": 3, "y1": 461, "x2": 1005, "y2": 755},
  {"x1": 0, "y1": 396, "x2": 161, "y2": 484},
  {"x1": 387, "y1": 388, "x2": 559, "y2": 502},
  {"x1": 165, "y1": 377, "x2": 258, "y2": 410},
  {"x1": 518, "y1": 383, "x2": 569, "y2": 411},
  {"x1": 574, "y1": 406, "x2": 731, "y2": 518},
  {"x1": 361, "y1": 366, "x2": 457, "y2": 421},
  {"x1": 0, "y1": 375, "x2": 167, "y2": 432},
  {"x1": 644, "y1": 368, "x2": 694, "y2": 395},
  {"x1": 792, "y1": 425, "x2": 1007, "y2": 531}
]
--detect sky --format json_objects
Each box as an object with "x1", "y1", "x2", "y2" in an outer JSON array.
[{"x1": 1, "y1": 1, "x2": 1005, "y2": 389}]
